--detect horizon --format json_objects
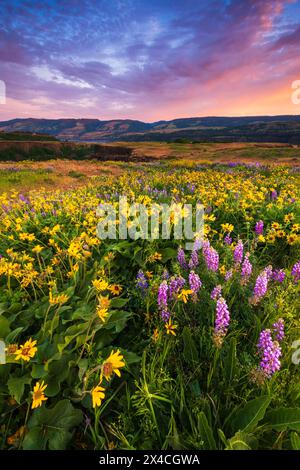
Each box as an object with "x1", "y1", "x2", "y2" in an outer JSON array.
[
  {"x1": 1, "y1": 112, "x2": 300, "y2": 124},
  {"x1": 0, "y1": 0, "x2": 300, "y2": 120}
]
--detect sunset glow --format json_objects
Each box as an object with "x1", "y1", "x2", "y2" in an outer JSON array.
[{"x1": 1, "y1": 0, "x2": 300, "y2": 120}]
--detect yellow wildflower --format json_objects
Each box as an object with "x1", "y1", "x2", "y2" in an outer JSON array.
[
  {"x1": 91, "y1": 384, "x2": 105, "y2": 408},
  {"x1": 177, "y1": 289, "x2": 193, "y2": 303},
  {"x1": 165, "y1": 318, "x2": 178, "y2": 336},
  {"x1": 14, "y1": 338, "x2": 37, "y2": 362},
  {"x1": 31, "y1": 381, "x2": 48, "y2": 409},
  {"x1": 102, "y1": 350, "x2": 125, "y2": 380}
]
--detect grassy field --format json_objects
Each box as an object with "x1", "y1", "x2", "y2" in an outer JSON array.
[
  {"x1": 0, "y1": 145, "x2": 299, "y2": 450},
  {"x1": 0, "y1": 142, "x2": 299, "y2": 194}
]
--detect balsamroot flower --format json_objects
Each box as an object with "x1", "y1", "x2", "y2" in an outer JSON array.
[
  {"x1": 102, "y1": 350, "x2": 125, "y2": 381},
  {"x1": 273, "y1": 318, "x2": 285, "y2": 342},
  {"x1": 291, "y1": 260, "x2": 300, "y2": 283},
  {"x1": 14, "y1": 338, "x2": 37, "y2": 362},
  {"x1": 255, "y1": 220, "x2": 264, "y2": 235},
  {"x1": 257, "y1": 329, "x2": 282, "y2": 378},
  {"x1": 177, "y1": 247, "x2": 187, "y2": 269},
  {"x1": 203, "y1": 242, "x2": 219, "y2": 272},
  {"x1": 234, "y1": 239, "x2": 244, "y2": 265},
  {"x1": 165, "y1": 318, "x2": 178, "y2": 336},
  {"x1": 92, "y1": 384, "x2": 105, "y2": 408},
  {"x1": 31, "y1": 381, "x2": 48, "y2": 409},
  {"x1": 211, "y1": 285, "x2": 222, "y2": 300},
  {"x1": 213, "y1": 297, "x2": 230, "y2": 347},
  {"x1": 241, "y1": 252, "x2": 252, "y2": 284}
]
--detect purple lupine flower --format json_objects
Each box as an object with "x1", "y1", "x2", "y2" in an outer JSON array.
[
  {"x1": 203, "y1": 244, "x2": 219, "y2": 272},
  {"x1": 193, "y1": 237, "x2": 202, "y2": 251},
  {"x1": 264, "y1": 265, "x2": 273, "y2": 280},
  {"x1": 234, "y1": 240, "x2": 244, "y2": 265},
  {"x1": 272, "y1": 269, "x2": 286, "y2": 283},
  {"x1": 177, "y1": 247, "x2": 187, "y2": 269},
  {"x1": 188, "y1": 250, "x2": 199, "y2": 269},
  {"x1": 162, "y1": 269, "x2": 170, "y2": 280},
  {"x1": 273, "y1": 318, "x2": 285, "y2": 342},
  {"x1": 136, "y1": 270, "x2": 148, "y2": 292},
  {"x1": 257, "y1": 329, "x2": 273, "y2": 352},
  {"x1": 291, "y1": 260, "x2": 300, "y2": 283},
  {"x1": 225, "y1": 269, "x2": 233, "y2": 281},
  {"x1": 255, "y1": 220, "x2": 264, "y2": 235},
  {"x1": 189, "y1": 271, "x2": 202, "y2": 298},
  {"x1": 211, "y1": 285, "x2": 222, "y2": 300},
  {"x1": 213, "y1": 297, "x2": 230, "y2": 346},
  {"x1": 158, "y1": 281, "x2": 168, "y2": 310},
  {"x1": 241, "y1": 252, "x2": 252, "y2": 284},
  {"x1": 224, "y1": 233, "x2": 232, "y2": 245},
  {"x1": 257, "y1": 328, "x2": 281, "y2": 378},
  {"x1": 169, "y1": 276, "x2": 185, "y2": 298},
  {"x1": 161, "y1": 309, "x2": 171, "y2": 322},
  {"x1": 271, "y1": 190, "x2": 278, "y2": 201},
  {"x1": 251, "y1": 270, "x2": 269, "y2": 304}
]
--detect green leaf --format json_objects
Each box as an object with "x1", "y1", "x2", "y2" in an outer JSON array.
[
  {"x1": 110, "y1": 298, "x2": 129, "y2": 308},
  {"x1": 0, "y1": 316, "x2": 10, "y2": 338},
  {"x1": 226, "y1": 431, "x2": 252, "y2": 450},
  {"x1": 197, "y1": 411, "x2": 217, "y2": 450},
  {"x1": 230, "y1": 396, "x2": 271, "y2": 434},
  {"x1": 5, "y1": 327, "x2": 24, "y2": 344},
  {"x1": 160, "y1": 247, "x2": 177, "y2": 262},
  {"x1": 182, "y1": 326, "x2": 199, "y2": 364},
  {"x1": 291, "y1": 432, "x2": 300, "y2": 450},
  {"x1": 225, "y1": 337, "x2": 237, "y2": 385},
  {"x1": 105, "y1": 310, "x2": 132, "y2": 333},
  {"x1": 7, "y1": 375, "x2": 31, "y2": 404},
  {"x1": 23, "y1": 399, "x2": 83, "y2": 450},
  {"x1": 122, "y1": 350, "x2": 140, "y2": 364},
  {"x1": 264, "y1": 408, "x2": 300, "y2": 431}
]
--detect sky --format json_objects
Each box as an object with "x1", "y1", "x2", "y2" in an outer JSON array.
[{"x1": 0, "y1": 0, "x2": 300, "y2": 121}]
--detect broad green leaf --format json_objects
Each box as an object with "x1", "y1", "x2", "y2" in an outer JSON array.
[
  {"x1": 7, "y1": 375, "x2": 31, "y2": 404},
  {"x1": 23, "y1": 399, "x2": 82, "y2": 450},
  {"x1": 230, "y1": 396, "x2": 271, "y2": 434},
  {"x1": 5, "y1": 327, "x2": 24, "y2": 344},
  {"x1": 160, "y1": 247, "x2": 177, "y2": 262},
  {"x1": 110, "y1": 298, "x2": 129, "y2": 308},
  {"x1": 0, "y1": 316, "x2": 10, "y2": 338},
  {"x1": 197, "y1": 411, "x2": 217, "y2": 450},
  {"x1": 264, "y1": 408, "x2": 300, "y2": 431}
]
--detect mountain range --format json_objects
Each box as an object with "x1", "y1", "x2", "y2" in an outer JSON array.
[{"x1": 1, "y1": 116, "x2": 300, "y2": 143}]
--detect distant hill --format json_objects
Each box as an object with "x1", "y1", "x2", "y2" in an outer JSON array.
[
  {"x1": 1, "y1": 116, "x2": 300, "y2": 143},
  {"x1": 0, "y1": 130, "x2": 58, "y2": 141}
]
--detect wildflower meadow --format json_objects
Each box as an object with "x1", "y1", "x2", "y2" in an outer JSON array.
[{"x1": 0, "y1": 161, "x2": 299, "y2": 450}]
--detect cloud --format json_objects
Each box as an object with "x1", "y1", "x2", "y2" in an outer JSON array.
[{"x1": 0, "y1": 0, "x2": 299, "y2": 120}]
